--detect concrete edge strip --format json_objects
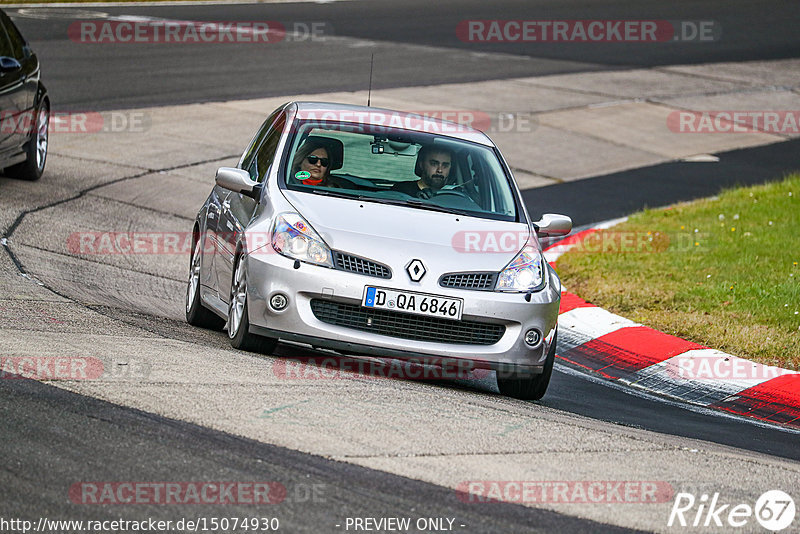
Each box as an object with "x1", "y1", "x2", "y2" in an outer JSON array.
[{"x1": 545, "y1": 225, "x2": 800, "y2": 430}]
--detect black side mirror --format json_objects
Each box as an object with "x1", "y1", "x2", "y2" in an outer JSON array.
[{"x1": 0, "y1": 56, "x2": 22, "y2": 73}]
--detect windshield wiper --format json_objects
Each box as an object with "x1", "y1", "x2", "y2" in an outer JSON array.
[
  {"x1": 309, "y1": 189, "x2": 402, "y2": 205},
  {"x1": 308, "y1": 189, "x2": 391, "y2": 203},
  {"x1": 401, "y1": 199, "x2": 472, "y2": 216},
  {"x1": 308, "y1": 190, "x2": 471, "y2": 215},
  {"x1": 308, "y1": 189, "x2": 352, "y2": 199}
]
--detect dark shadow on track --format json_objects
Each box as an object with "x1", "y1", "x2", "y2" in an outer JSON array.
[
  {"x1": 0, "y1": 377, "x2": 641, "y2": 533},
  {"x1": 523, "y1": 138, "x2": 800, "y2": 227},
  {"x1": 545, "y1": 366, "x2": 800, "y2": 462}
]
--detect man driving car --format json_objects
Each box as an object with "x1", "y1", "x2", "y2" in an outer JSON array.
[{"x1": 391, "y1": 145, "x2": 454, "y2": 199}]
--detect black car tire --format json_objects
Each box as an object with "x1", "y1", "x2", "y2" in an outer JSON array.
[
  {"x1": 7, "y1": 98, "x2": 49, "y2": 181},
  {"x1": 228, "y1": 255, "x2": 278, "y2": 354},
  {"x1": 185, "y1": 237, "x2": 225, "y2": 330},
  {"x1": 496, "y1": 330, "x2": 557, "y2": 400}
]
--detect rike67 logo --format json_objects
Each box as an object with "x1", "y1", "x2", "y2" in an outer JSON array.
[{"x1": 668, "y1": 490, "x2": 795, "y2": 530}]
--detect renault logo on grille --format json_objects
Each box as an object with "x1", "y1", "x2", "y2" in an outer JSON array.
[{"x1": 406, "y1": 259, "x2": 426, "y2": 282}]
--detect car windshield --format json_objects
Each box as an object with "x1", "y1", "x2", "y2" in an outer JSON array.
[{"x1": 282, "y1": 119, "x2": 519, "y2": 221}]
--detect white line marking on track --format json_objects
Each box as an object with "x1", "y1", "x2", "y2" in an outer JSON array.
[{"x1": 558, "y1": 307, "x2": 640, "y2": 339}]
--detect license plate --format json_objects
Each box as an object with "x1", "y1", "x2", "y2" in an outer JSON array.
[{"x1": 362, "y1": 287, "x2": 463, "y2": 320}]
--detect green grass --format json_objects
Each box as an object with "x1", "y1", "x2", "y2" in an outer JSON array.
[{"x1": 557, "y1": 173, "x2": 800, "y2": 369}]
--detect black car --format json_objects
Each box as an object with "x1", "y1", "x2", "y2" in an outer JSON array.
[{"x1": 0, "y1": 8, "x2": 48, "y2": 181}]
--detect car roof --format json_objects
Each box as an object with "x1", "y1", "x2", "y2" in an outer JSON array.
[{"x1": 291, "y1": 101, "x2": 495, "y2": 147}]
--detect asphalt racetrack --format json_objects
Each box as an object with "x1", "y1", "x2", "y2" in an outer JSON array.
[{"x1": 2, "y1": 2, "x2": 799, "y2": 532}]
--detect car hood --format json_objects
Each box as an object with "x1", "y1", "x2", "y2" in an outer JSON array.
[{"x1": 281, "y1": 190, "x2": 534, "y2": 276}]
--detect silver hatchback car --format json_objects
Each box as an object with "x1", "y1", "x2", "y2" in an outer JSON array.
[{"x1": 186, "y1": 102, "x2": 572, "y2": 399}]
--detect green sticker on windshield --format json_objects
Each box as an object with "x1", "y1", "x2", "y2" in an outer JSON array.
[{"x1": 295, "y1": 171, "x2": 311, "y2": 181}]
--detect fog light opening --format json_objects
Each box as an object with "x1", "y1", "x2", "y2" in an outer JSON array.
[
  {"x1": 524, "y1": 329, "x2": 542, "y2": 347},
  {"x1": 270, "y1": 293, "x2": 289, "y2": 311}
]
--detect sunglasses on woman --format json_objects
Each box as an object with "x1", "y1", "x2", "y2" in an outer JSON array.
[{"x1": 306, "y1": 155, "x2": 330, "y2": 167}]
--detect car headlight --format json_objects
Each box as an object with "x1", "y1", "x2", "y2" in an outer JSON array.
[
  {"x1": 271, "y1": 213, "x2": 333, "y2": 268},
  {"x1": 495, "y1": 245, "x2": 545, "y2": 292}
]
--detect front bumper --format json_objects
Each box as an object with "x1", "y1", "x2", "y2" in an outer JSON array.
[{"x1": 244, "y1": 251, "x2": 560, "y2": 373}]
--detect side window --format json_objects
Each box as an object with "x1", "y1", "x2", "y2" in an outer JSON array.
[
  {"x1": 241, "y1": 109, "x2": 282, "y2": 180},
  {"x1": 0, "y1": 24, "x2": 14, "y2": 58},
  {"x1": 241, "y1": 109, "x2": 285, "y2": 181},
  {"x1": 252, "y1": 115, "x2": 286, "y2": 183},
  {"x1": 466, "y1": 152, "x2": 486, "y2": 209},
  {"x1": 3, "y1": 17, "x2": 29, "y2": 60}
]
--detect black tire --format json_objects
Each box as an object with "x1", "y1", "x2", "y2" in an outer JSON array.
[
  {"x1": 496, "y1": 330, "x2": 557, "y2": 400},
  {"x1": 228, "y1": 255, "x2": 278, "y2": 354},
  {"x1": 7, "y1": 98, "x2": 49, "y2": 181},
  {"x1": 185, "y1": 236, "x2": 224, "y2": 330}
]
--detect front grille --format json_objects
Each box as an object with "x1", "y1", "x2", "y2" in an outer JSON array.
[
  {"x1": 310, "y1": 299, "x2": 505, "y2": 345},
  {"x1": 440, "y1": 272, "x2": 497, "y2": 291},
  {"x1": 333, "y1": 251, "x2": 391, "y2": 279}
]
